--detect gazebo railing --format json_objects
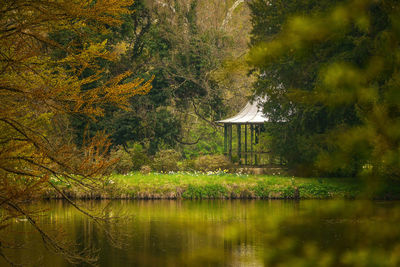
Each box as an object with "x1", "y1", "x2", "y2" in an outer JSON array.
[{"x1": 223, "y1": 123, "x2": 271, "y2": 166}]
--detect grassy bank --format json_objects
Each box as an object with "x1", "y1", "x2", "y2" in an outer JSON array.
[{"x1": 44, "y1": 172, "x2": 400, "y2": 200}]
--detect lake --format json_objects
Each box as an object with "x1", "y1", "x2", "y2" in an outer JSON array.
[{"x1": 1, "y1": 200, "x2": 400, "y2": 266}]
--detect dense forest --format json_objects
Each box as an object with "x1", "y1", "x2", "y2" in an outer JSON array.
[{"x1": 67, "y1": 0, "x2": 254, "y2": 158}]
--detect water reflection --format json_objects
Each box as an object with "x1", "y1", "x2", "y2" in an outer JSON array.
[{"x1": 1, "y1": 200, "x2": 400, "y2": 266}]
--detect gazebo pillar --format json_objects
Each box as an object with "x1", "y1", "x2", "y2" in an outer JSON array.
[
  {"x1": 237, "y1": 124, "x2": 241, "y2": 163},
  {"x1": 224, "y1": 124, "x2": 227, "y2": 155},
  {"x1": 244, "y1": 124, "x2": 248, "y2": 165},
  {"x1": 228, "y1": 124, "x2": 232, "y2": 161},
  {"x1": 255, "y1": 125, "x2": 258, "y2": 165},
  {"x1": 250, "y1": 124, "x2": 254, "y2": 165},
  {"x1": 258, "y1": 125, "x2": 262, "y2": 164}
]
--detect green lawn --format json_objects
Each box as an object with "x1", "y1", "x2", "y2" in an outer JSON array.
[
  {"x1": 47, "y1": 172, "x2": 399, "y2": 200},
  {"x1": 106, "y1": 172, "x2": 366, "y2": 199}
]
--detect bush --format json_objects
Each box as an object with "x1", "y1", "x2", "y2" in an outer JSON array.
[
  {"x1": 110, "y1": 147, "x2": 133, "y2": 174},
  {"x1": 178, "y1": 159, "x2": 196, "y2": 171},
  {"x1": 182, "y1": 184, "x2": 228, "y2": 199},
  {"x1": 194, "y1": 154, "x2": 232, "y2": 172},
  {"x1": 151, "y1": 149, "x2": 181, "y2": 172},
  {"x1": 140, "y1": 165, "x2": 152, "y2": 174},
  {"x1": 128, "y1": 143, "x2": 150, "y2": 171}
]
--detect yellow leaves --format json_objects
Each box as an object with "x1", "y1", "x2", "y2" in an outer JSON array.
[
  {"x1": 113, "y1": 42, "x2": 129, "y2": 58},
  {"x1": 0, "y1": 1, "x2": 152, "y2": 260},
  {"x1": 72, "y1": 73, "x2": 153, "y2": 117},
  {"x1": 58, "y1": 39, "x2": 114, "y2": 78},
  {"x1": 78, "y1": 0, "x2": 135, "y2": 25},
  {"x1": 0, "y1": 0, "x2": 151, "y2": 185},
  {"x1": 1, "y1": 0, "x2": 152, "y2": 118}
]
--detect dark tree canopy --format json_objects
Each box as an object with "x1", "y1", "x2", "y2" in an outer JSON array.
[{"x1": 248, "y1": 0, "x2": 400, "y2": 178}]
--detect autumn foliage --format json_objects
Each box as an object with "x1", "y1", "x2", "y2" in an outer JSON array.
[{"x1": 0, "y1": 0, "x2": 151, "y2": 263}]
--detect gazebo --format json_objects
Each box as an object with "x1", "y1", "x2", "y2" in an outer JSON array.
[{"x1": 218, "y1": 98, "x2": 269, "y2": 166}]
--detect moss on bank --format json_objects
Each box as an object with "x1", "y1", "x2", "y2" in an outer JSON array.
[{"x1": 43, "y1": 172, "x2": 400, "y2": 200}]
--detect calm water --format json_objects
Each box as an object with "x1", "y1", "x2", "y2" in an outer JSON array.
[{"x1": 2, "y1": 200, "x2": 400, "y2": 266}]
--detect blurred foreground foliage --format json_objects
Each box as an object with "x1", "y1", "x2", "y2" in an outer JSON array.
[{"x1": 248, "y1": 0, "x2": 400, "y2": 180}]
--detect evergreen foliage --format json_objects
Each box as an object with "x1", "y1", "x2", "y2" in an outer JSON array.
[{"x1": 248, "y1": 0, "x2": 400, "y2": 179}]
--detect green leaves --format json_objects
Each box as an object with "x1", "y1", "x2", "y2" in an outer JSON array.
[{"x1": 248, "y1": 0, "x2": 400, "y2": 179}]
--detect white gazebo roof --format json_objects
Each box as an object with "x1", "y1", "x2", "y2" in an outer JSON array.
[{"x1": 218, "y1": 98, "x2": 268, "y2": 124}]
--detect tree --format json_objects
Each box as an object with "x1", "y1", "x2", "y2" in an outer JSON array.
[
  {"x1": 141, "y1": 0, "x2": 253, "y2": 155},
  {"x1": 72, "y1": 0, "x2": 254, "y2": 157},
  {"x1": 248, "y1": 0, "x2": 400, "y2": 179},
  {"x1": 0, "y1": 0, "x2": 151, "y2": 264}
]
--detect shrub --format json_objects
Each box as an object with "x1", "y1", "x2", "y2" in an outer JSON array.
[
  {"x1": 194, "y1": 154, "x2": 232, "y2": 172},
  {"x1": 178, "y1": 159, "x2": 196, "y2": 171},
  {"x1": 140, "y1": 165, "x2": 152, "y2": 175},
  {"x1": 110, "y1": 147, "x2": 133, "y2": 174},
  {"x1": 128, "y1": 143, "x2": 150, "y2": 171},
  {"x1": 182, "y1": 184, "x2": 228, "y2": 199},
  {"x1": 151, "y1": 149, "x2": 181, "y2": 172}
]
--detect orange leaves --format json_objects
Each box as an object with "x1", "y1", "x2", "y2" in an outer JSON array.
[
  {"x1": 97, "y1": 73, "x2": 153, "y2": 109},
  {"x1": 1, "y1": 0, "x2": 151, "y2": 118},
  {"x1": 72, "y1": 72, "x2": 153, "y2": 116},
  {"x1": 0, "y1": 1, "x2": 153, "y2": 262},
  {"x1": 0, "y1": 0, "x2": 151, "y2": 205}
]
